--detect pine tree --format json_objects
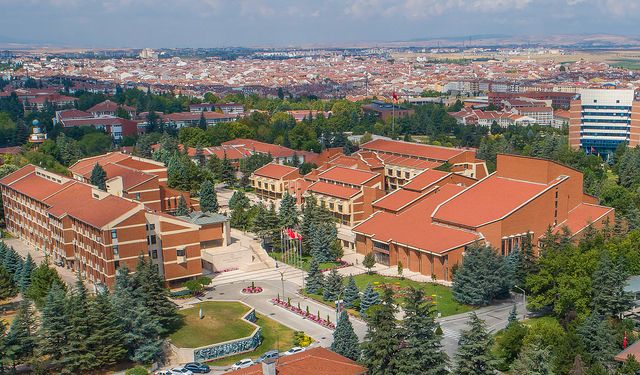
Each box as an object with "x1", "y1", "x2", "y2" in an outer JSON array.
[
  {"x1": 305, "y1": 257, "x2": 324, "y2": 294},
  {"x1": 132, "y1": 257, "x2": 179, "y2": 334},
  {"x1": 363, "y1": 252, "x2": 375, "y2": 274},
  {"x1": 361, "y1": 286, "x2": 400, "y2": 375},
  {"x1": 229, "y1": 195, "x2": 251, "y2": 230},
  {"x1": 59, "y1": 276, "x2": 95, "y2": 374},
  {"x1": 228, "y1": 190, "x2": 249, "y2": 211},
  {"x1": 454, "y1": 313, "x2": 496, "y2": 375},
  {"x1": 176, "y1": 195, "x2": 189, "y2": 216},
  {"x1": 331, "y1": 309, "x2": 360, "y2": 361},
  {"x1": 4, "y1": 300, "x2": 36, "y2": 369},
  {"x1": 279, "y1": 191, "x2": 298, "y2": 229},
  {"x1": 591, "y1": 254, "x2": 633, "y2": 318},
  {"x1": 511, "y1": 344, "x2": 553, "y2": 375},
  {"x1": 507, "y1": 304, "x2": 518, "y2": 327},
  {"x1": 0, "y1": 266, "x2": 17, "y2": 300},
  {"x1": 343, "y1": 275, "x2": 360, "y2": 308},
  {"x1": 359, "y1": 283, "x2": 380, "y2": 317},
  {"x1": 26, "y1": 262, "x2": 66, "y2": 308},
  {"x1": 129, "y1": 305, "x2": 164, "y2": 363},
  {"x1": 577, "y1": 313, "x2": 617, "y2": 367},
  {"x1": 37, "y1": 283, "x2": 69, "y2": 368},
  {"x1": 19, "y1": 253, "x2": 35, "y2": 292},
  {"x1": 90, "y1": 163, "x2": 107, "y2": 190},
  {"x1": 452, "y1": 245, "x2": 510, "y2": 306},
  {"x1": 323, "y1": 268, "x2": 342, "y2": 302},
  {"x1": 0, "y1": 319, "x2": 8, "y2": 375},
  {"x1": 87, "y1": 291, "x2": 127, "y2": 368},
  {"x1": 2, "y1": 246, "x2": 21, "y2": 277},
  {"x1": 112, "y1": 266, "x2": 139, "y2": 358},
  {"x1": 198, "y1": 112, "x2": 207, "y2": 130},
  {"x1": 220, "y1": 154, "x2": 235, "y2": 186},
  {"x1": 199, "y1": 179, "x2": 219, "y2": 213}
]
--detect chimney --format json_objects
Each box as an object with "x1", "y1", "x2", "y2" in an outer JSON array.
[{"x1": 261, "y1": 359, "x2": 276, "y2": 375}]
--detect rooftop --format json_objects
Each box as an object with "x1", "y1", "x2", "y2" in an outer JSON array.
[
  {"x1": 178, "y1": 211, "x2": 228, "y2": 225},
  {"x1": 307, "y1": 180, "x2": 361, "y2": 200},
  {"x1": 402, "y1": 169, "x2": 451, "y2": 192},
  {"x1": 253, "y1": 163, "x2": 299, "y2": 179},
  {"x1": 360, "y1": 138, "x2": 467, "y2": 162},
  {"x1": 317, "y1": 166, "x2": 379, "y2": 186}
]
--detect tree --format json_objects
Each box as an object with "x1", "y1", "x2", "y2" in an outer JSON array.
[
  {"x1": 507, "y1": 304, "x2": 518, "y2": 326},
  {"x1": 343, "y1": 275, "x2": 360, "y2": 308},
  {"x1": 363, "y1": 252, "x2": 376, "y2": 274},
  {"x1": 219, "y1": 154, "x2": 235, "y2": 186},
  {"x1": 87, "y1": 291, "x2": 127, "y2": 368},
  {"x1": 198, "y1": 112, "x2": 207, "y2": 130},
  {"x1": 279, "y1": 192, "x2": 298, "y2": 229},
  {"x1": 591, "y1": 254, "x2": 633, "y2": 318},
  {"x1": 37, "y1": 283, "x2": 69, "y2": 368},
  {"x1": 228, "y1": 190, "x2": 249, "y2": 211},
  {"x1": 305, "y1": 257, "x2": 324, "y2": 294},
  {"x1": 359, "y1": 283, "x2": 380, "y2": 317},
  {"x1": 323, "y1": 268, "x2": 342, "y2": 302},
  {"x1": 331, "y1": 309, "x2": 360, "y2": 361},
  {"x1": 577, "y1": 313, "x2": 617, "y2": 367},
  {"x1": 452, "y1": 245, "x2": 510, "y2": 306},
  {"x1": 568, "y1": 355, "x2": 587, "y2": 375},
  {"x1": 396, "y1": 287, "x2": 449, "y2": 375},
  {"x1": 0, "y1": 266, "x2": 17, "y2": 300},
  {"x1": 59, "y1": 276, "x2": 95, "y2": 374},
  {"x1": 494, "y1": 319, "x2": 528, "y2": 370},
  {"x1": 132, "y1": 257, "x2": 180, "y2": 334},
  {"x1": 361, "y1": 286, "x2": 400, "y2": 375},
  {"x1": 128, "y1": 306, "x2": 164, "y2": 363},
  {"x1": 229, "y1": 194, "x2": 252, "y2": 231},
  {"x1": 454, "y1": 313, "x2": 496, "y2": 375},
  {"x1": 252, "y1": 203, "x2": 280, "y2": 247},
  {"x1": 26, "y1": 262, "x2": 65, "y2": 308},
  {"x1": 176, "y1": 195, "x2": 189, "y2": 216},
  {"x1": 4, "y1": 300, "x2": 36, "y2": 370},
  {"x1": 19, "y1": 253, "x2": 35, "y2": 292},
  {"x1": 199, "y1": 179, "x2": 219, "y2": 213},
  {"x1": 90, "y1": 163, "x2": 107, "y2": 190},
  {"x1": 511, "y1": 344, "x2": 553, "y2": 375}
]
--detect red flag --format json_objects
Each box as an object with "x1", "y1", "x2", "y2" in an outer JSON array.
[
  {"x1": 624, "y1": 333, "x2": 628, "y2": 349},
  {"x1": 392, "y1": 92, "x2": 398, "y2": 102},
  {"x1": 287, "y1": 228, "x2": 295, "y2": 239},
  {"x1": 296, "y1": 233, "x2": 303, "y2": 240}
]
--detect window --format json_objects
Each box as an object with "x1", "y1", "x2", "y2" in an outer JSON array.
[
  {"x1": 404, "y1": 171, "x2": 410, "y2": 179},
  {"x1": 152, "y1": 250, "x2": 158, "y2": 259},
  {"x1": 111, "y1": 229, "x2": 117, "y2": 239},
  {"x1": 150, "y1": 235, "x2": 156, "y2": 245},
  {"x1": 337, "y1": 204, "x2": 343, "y2": 212},
  {"x1": 177, "y1": 248, "x2": 186, "y2": 257},
  {"x1": 329, "y1": 202, "x2": 334, "y2": 210},
  {"x1": 113, "y1": 245, "x2": 119, "y2": 255},
  {"x1": 148, "y1": 223, "x2": 155, "y2": 231},
  {"x1": 114, "y1": 260, "x2": 120, "y2": 269},
  {"x1": 135, "y1": 192, "x2": 141, "y2": 200}
]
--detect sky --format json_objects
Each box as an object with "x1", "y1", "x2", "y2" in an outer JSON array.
[{"x1": 1, "y1": 0, "x2": 639, "y2": 48}]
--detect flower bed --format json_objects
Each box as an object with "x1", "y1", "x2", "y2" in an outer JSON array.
[
  {"x1": 271, "y1": 298, "x2": 335, "y2": 330},
  {"x1": 241, "y1": 286, "x2": 263, "y2": 294}
]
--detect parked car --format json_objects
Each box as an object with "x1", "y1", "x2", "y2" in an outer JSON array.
[
  {"x1": 153, "y1": 371, "x2": 173, "y2": 375},
  {"x1": 282, "y1": 347, "x2": 305, "y2": 356},
  {"x1": 183, "y1": 362, "x2": 210, "y2": 373},
  {"x1": 231, "y1": 359, "x2": 254, "y2": 370},
  {"x1": 256, "y1": 350, "x2": 279, "y2": 363},
  {"x1": 170, "y1": 368, "x2": 193, "y2": 375}
]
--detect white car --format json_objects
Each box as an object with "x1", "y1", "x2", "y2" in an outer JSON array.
[
  {"x1": 231, "y1": 359, "x2": 254, "y2": 370},
  {"x1": 282, "y1": 347, "x2": 305, "y2": 356},
  {"x1": 170, "y1": 368, "x2": 194, "y2": 375}
]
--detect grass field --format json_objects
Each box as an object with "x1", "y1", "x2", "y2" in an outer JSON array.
[
  {"x1": 170, "y1": 301, "x2": 256, "y2": 348},
  {"x1": 304, "y1": 273, "x2": 474, "y2": 318},
  {"x1": 206, "y1": 313, "x2": 297, "y2": 366}
]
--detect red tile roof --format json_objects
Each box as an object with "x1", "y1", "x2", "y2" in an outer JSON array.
[
  {"x1": 360, "y1": 138, "x2": 467, "y2": 162},
  {"x1": 56, "y1": 109, "x2": 92, "y2": 120},
  {"x1": 317, "y1": 166, "x2": 379, "y2": 186},
  {"x1": 253, "y1": 163, "x2": 299, "y2": 179},
  {"x1": 228, "y1": 347, "x2": 367, "y2": 375},
  {"x1": 87, "y1": 99, "x2": 134, "y2": 113},
  {"x1": 222, "y1": 139, "x2": 297, "y2": 158},
  {"x1": 354, "y1": 185, "x2": 480, "y2": 254},
  {"x1": 433, "y1": 174, "x2": 565, "y2": 228},
  {"x1": 372, "y1": 188, "x2": 425, "y2": 212},
  {"x1": 553, "y1": 203, "x2": 614, "y2": 236},
  {"x1": 308, "y1": 180, "x2": 361, "y2": 199},
  {"x1": 8, "y1": 172, "x2": 75, "y2": 201},
  {"x1": 402, "y1": 169, "x2": 451, "y2": 192},
  {"x1": 0, "y1": 165, "x2": 35, "y2": 185}
]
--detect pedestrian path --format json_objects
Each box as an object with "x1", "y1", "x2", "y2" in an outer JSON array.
[{"x1": 210, "y1": 263, "x2": 306, "y2": 286}]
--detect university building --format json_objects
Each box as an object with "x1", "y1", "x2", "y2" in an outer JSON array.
[{"x1": 354, "y1": 154, "x2": 614, "y2": 282}]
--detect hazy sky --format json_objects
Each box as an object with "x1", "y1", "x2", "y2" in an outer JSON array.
[{"x1": 1, "y1": 0, "x2": 639, "y2": 48}]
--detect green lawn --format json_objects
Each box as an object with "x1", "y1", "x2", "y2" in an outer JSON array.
[
  {"x1": 170, "y1": 302, "x2": 256, "y2": 348},
  {"x1": 270, "y1": 251, "x2": 341, "y2": 272},
  {"x1": 302, "y1": 273, "x2": 474, "y2": 318},
  {"x1": 206, "y1": 313, "x2": 297, "y2": 366},
  {"x1": 610, "y1": 59, "x2": 640, "y2": 70}
]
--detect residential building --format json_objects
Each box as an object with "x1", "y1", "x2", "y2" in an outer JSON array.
[
  {"x1": 161, "y1": 111, "x2": 238, "y2": 128},
  {"x1": 354, "y1": 154, "x2": 614, "y2": 281},
  {"x1": 489, "y1": 91, "x2": 575, "y2": 109},
  {"x1": 87, "y1": 99, "x2": 136, "y2": 118},
  {"x1": 511, "y1": 106, "x2": 554, "y2": 126},
  {"x1": 569, "y1": 88, "x2": 640, "y2": 160},
  {"x1": 60, "y1": 117, "x2": 138, "y2": 140},
  {"x1": 362, "y1": 100, "x2": 415, "y2": 121},
  {"x1": 189, "y1": 102, "x2": 245, "y2": 115},
  {"x1": 223, "y1": 139, "x2": 309, "y2": 164},
  {"x1": 251, "y1": 163, "x2": 302, "y2": 201}
]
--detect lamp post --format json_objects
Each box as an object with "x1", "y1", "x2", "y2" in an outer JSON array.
[
  {"x1": 514, "y1": 285, "x2": 527, "y2": 319},
  {"x1": 279, "y1": 270, "x2": 285, "y2": 301}
]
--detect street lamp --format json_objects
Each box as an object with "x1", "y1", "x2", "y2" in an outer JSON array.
[
  {"x1": 279, "y1": 270, "x2": 285, "y2": 300},
  {"x1": 514, "y1": 285, "x2": 527, "y2": 319}
]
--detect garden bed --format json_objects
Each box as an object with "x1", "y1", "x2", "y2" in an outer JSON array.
[{"x1": 271, "y1": 297, "x2": 335, "y2": 330}]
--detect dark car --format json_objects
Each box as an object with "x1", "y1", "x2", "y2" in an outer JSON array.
[
  {"x1": 256, "y1": 350, "x2": 279, "y2": 363},
  {"x1": 183, "y1": 362, "x2": 210, "y2": 374}
]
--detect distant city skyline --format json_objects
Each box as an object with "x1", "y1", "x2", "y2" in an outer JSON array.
[{"x1": 1, "y1": 0, "x2": 639, "y2": 48}]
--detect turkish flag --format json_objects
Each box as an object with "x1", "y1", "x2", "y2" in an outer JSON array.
[
  {"x1": 624, "y1": 333, "x2": 628, "y2": 349},
  {"x1": 287, "y1": 228, "x2": 296, "y2": 239},
  {"x1": 392, "y1": 92, "x2": 398, "y2": 102}
]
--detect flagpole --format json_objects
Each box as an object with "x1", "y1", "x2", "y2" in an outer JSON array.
[{"x1": 392, "y1": 85, "x2": 395, "y2": 137}]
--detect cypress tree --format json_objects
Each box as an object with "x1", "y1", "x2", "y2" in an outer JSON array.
[
  {"x1": 591, "y1": 254, "x2": 633, "y2": 318},
  {"x1": 176, "y1": 195, "x2": 189, "y2": 216},
  {"x1": 4, "y1": 300, "x2": 36, "y2": 369},
  {"x1": 323, "y1": 268, "x2": 342, "y2": 302},
  {"x1": 19, "y1": 253, "x2": 35, "y2": 292},
  {"x1": 343, "y1": 275, "x2": 359, "y2": 308},
  {"x1": 331, "y1": 309, "x2": 360, "y2": 361},
  {"x1": 87, "y1": 291, "x2": 127, "y2": 368},
  {"x1": 396, "y1": 287, "x2": 449, "y2": 375},
  {"x1": 0, "y1": 266, "x2": 17, "y2": 300},
  {"x1": 359, "y1": 283, "x2": 380, "y2": 317},
  {"x1": 454, "y1": 313, "x2": 496, "y2": 375},
  {"x1": 37, "y1": 283, "x2": 69, "y2": 368},
  {"x1": 305, "y1": 257, "x2": 324, "y2": 294},
  {"x1": 279, "y1": 192, "x2": 298, "y2": 229},
  {"x1": 26, "y1": 262, "x2": 66, "y2": 309},
  {"x1": 90, "y1": 163, "x2": 107, "y2": 190},
  {"x1": 361, "y1": 286, "x2": 400, "y2": 375},
  {"x1": 60, "y1": 276, "x2": 95, "y2": 374},
  {"x1": 199, "y1": 179, "x2": 219, "y2": 213}
]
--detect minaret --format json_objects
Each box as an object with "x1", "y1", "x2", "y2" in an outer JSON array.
[{"x1": 28, "y1": 119, "x2": 47, "y2": 147}]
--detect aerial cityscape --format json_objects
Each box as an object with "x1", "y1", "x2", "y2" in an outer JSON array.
[{"x1": 2, "y1": 1, "x2": 640, "y2": 374}]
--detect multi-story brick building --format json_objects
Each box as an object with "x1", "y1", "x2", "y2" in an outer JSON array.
[
  {"x1": 251, "y1": 163, "x2": 301, "y2": 201},
  {"x1": 0, "y1": 164, "x2": 229, "y2": 289}
]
